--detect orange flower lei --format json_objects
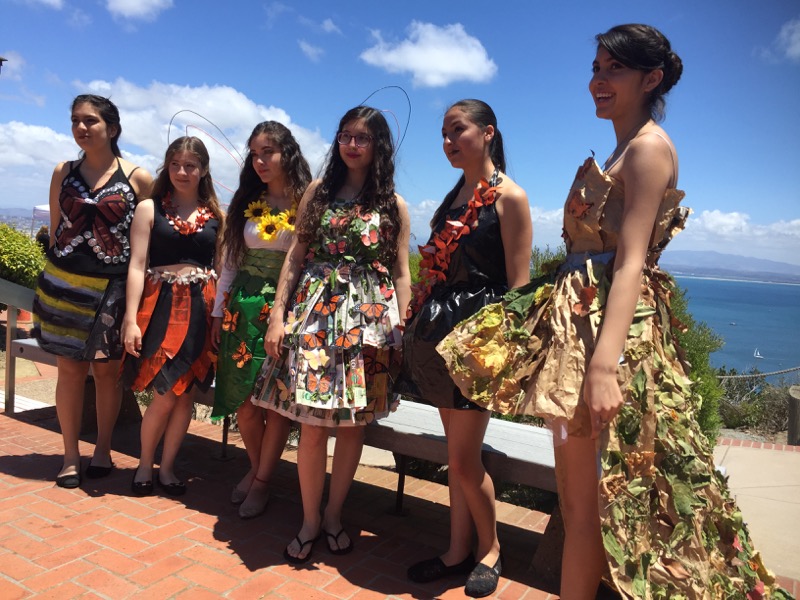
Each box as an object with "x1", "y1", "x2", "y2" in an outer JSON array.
[{"x1": 407, "y1": 175, "x2": 499, "y2": 318}]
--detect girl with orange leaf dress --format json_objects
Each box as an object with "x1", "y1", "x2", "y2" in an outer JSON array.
[
  {"x1": 122, "y1": 136, "x2": 223, "y2": 497},
  {"x1": 258, "y1": 106, "x2": 411, "y2": 564}
]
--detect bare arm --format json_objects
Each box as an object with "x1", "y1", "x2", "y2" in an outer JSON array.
[
  {"x1": 121, "y1": 199, "x2": 155, "y2": 357},
  {"x1": 496, "y1": 177, "x2": 533, "y2": 289},
  {"x1": 122, "y1": 160, "x2": 153, "y2": 201},
  {"x1": 585, "y1": 133, "x2": 674, "y2": 438},
  {"x1": 263, "y1": 182, "x2": 318, "y2": 358},
  {"x1": 391, "y1": 195, "x2": 412, "y2": 321},
  {"x1": 47, "y1": 162, "x2": 70, "y2": 247}
]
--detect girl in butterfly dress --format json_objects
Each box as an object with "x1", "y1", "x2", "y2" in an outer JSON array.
[
  {"x1": 210, "y1": 122, "x2": 311, "y2": 518},
  {"x1": 122, "y1": 137, "x2": 223, "y2": 496},
  {"x1": 32, "y1": 94, "x2": 153, "y2": 489},
  {"x1": 259, "y1": 106, "x2": 411, "y2": 563}
]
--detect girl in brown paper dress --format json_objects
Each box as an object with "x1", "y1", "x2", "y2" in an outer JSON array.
[{"x1": 438, "y1": 24, "x2": 793, "y2": 600}]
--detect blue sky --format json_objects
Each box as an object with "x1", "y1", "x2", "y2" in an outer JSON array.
[{"x1": 2, "y1": 0, "x2": 799, "y2": 264}]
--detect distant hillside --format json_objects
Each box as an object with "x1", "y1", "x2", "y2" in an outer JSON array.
[{"x1": 660, "y1": 250, "x2": 800, "y2": 284}]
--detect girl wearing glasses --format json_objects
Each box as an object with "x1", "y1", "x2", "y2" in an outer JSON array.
[
  {"x1": 209, "y1": 122, "x2": 311, "y2": 519},
  {"x1": 398, "y1": 99, "x2": 532, "y2": 598},
  {"x1": 259, "y1": 106, "x2": 411, "y2": 564},
  {"x1": 438, "y1": 25, "x2": 789, "y2": 599}
]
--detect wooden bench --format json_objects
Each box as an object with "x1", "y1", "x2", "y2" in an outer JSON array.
[
  {"x1": 363, "y1": 401, "x2": 556, "y2": 513},
  {"x1": 1, "y1": 277, "x2": 231, "y2": 457}
]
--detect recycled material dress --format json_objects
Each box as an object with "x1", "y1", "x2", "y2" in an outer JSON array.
[
  {"x1": 252, "y1": 198, "x2": 402, "y2": 427},
  {"x1": 33, "y1": 158, "x2": 139, "y2": 361},
  {"x1": 437, "y1": 156, "x2": 794, "y2": 599},
  {"x1": 210, "y1": 216, "x2": 292, "y2": 419},
  {"x1": 123, "y1": 198, "x2": 219, "y2": 396}
]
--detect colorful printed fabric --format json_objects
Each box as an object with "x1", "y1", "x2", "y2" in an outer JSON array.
[
  {"x1": 253, "y1": 198, "x2": 402, "y2": 427},
  {"x1": 437, "y1": 157, "x2": 793, "y2": 599},
  {"x1": 32, "y1": 260, "x2": 126, "y2": 361},
  {"x1": 211, "y1": 249, "x2": 284, "y2": 419}
]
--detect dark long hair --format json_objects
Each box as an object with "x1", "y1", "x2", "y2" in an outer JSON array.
[
  {"x1": 430, "y1": 99, "x2": 506, "y2": 228},
  {"x1": 71, "y1": 94, "x2": 122, "y2": 157},
  {"x1": 596, "y1": 24, "x2": 683, "y2": 122},
  {"x1": 221, "y1": 122, "x2": 311, "y2": 269},
  {"x1": 296, "y1": 106, "x2": 401, "y2": 264},
  {"x1": 151, "y1": 136, "x2": 224, "y2": 221}
]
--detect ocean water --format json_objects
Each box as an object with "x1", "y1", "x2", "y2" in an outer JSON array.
[{"x1": 675, "y1": 276, "x2": 800, "y2": 382}]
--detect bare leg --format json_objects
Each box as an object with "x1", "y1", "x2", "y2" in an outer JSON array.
[
  {"x1": 239, "y1": 410, "x2": 291, "y2": 517},
  {"x1": 89, "y1": 360, "x2": 122, "y2": 467},
  {"x1": 158, "y1": 389, "x2": 194, "y2": 485},
  {"x1": 234, "y1": 399, "x2": 266, "y2": 494},
  {"x1": 555, "y1": 435, "x2": 605, "y2": 600},
  {"x1": 438, "y1": 408, "x2": 477, "y2": 565},
  {"x1": 55, "y1": 357, "x2": 90, "y2": 478},
  {"x1": 285, "y1": 423, "x2": 328, "y2": 560},
  {"x1": 135, "y1": 390, "x2": 174, "y2": 483},
  {"x1": 445, "y1": 409, "x2": 499, "y2": 566},
  {"x1": 321, "y1": 425, "x2": 365, "y2": 550}
]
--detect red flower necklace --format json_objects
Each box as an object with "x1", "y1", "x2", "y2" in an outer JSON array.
[
  {"x1": 407, "y1": 172, "x2": 499, "y2": 318},
  {"x1": 162, "y1": 193, "x2": 213, "y2": 235}
]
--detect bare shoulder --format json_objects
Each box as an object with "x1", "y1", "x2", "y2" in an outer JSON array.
[
  {"x1": 394, "y1": 193, "x2": 408, "y2": 211},
  {"x1": 627, "y1": 126, "x2": 677, "y2": 164},
  {"x1": 496, "y1": 172, "x2": 529, "y2": 206},
  {"x1": 52, "y1": 160, "x2": 71, "y2": 179}
]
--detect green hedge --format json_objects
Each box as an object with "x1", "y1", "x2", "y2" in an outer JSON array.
[{"x1": 0, "y1": 224, "x2": 46, "y2": 310}]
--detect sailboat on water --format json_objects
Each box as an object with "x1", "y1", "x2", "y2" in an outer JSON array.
[{"x1": 753, "y1": 348, "x2": 764, "y2": 359}]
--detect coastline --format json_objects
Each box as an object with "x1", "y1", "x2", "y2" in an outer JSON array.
[{"x1": 672, "y1": 273, "x2": 800, "y2": 287}]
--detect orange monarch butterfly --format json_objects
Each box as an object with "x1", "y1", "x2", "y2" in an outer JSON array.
[
  {"x1": 379, "y1": 282, "x2": 394, "y2": 300},
  {"x1": 303, "y1": 330, "x2": 327, "y2": 349},
  {"x1": 222, "y1": 308, "x2": 239, "y2": 332},
  {"x1": 361, "y1": 228, "x2": 379, "y2": 246},
  {"x1": 295, "y1": 281, "x2": 311, "y2": 305},
  {"x1": 312, "y1": 294, "x2": 344, "y2": 317},
  {"x1": 364, "y1": 353, "x2": 389, "y2": 377},
  {"x1": 355, "y1": 302, "x2": 387, "y2": 321},
  {"x1": 258, "y1": 303, "x2": 271, "y2": 322},
  {"x1": 333, "y1": 326, "x2": 362, "y2": 350},
  {"x1": 327, "y1": 239, "x2": 347, "y2": 255},
  {"x1": 307, "y1": 371, "x2": 332, "y2": 394},
  {"x1": 232, "y1": 341, "x2": 252, "y2": 368}
]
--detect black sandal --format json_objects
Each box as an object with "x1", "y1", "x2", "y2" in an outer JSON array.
[
  {"x1": 323, "y1": 528, "x2": 354, "y2": 555},
  {"x1": 283, "y1": 533, "x2": 321, "y2": 565}
]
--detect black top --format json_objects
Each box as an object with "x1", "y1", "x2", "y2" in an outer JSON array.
[{"x1": 148, "y1": 199, "x2": 219, "y2": 269}]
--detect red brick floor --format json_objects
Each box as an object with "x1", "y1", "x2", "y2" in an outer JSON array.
[{"x1": 0, "y1": 406, "x2": 565, "y2": 599}]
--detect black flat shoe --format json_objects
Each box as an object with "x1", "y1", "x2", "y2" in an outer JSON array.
[
  {"x1": 407, "y1": 554, "x2": 475, "y2": 583},
  {"x1": 157, "y1": 478, "x2": 187, "y2": 496},
  {"x1": 55, "y1": 472, "x2": 81, "y2": 489},
  {"x1": 131, "y1": 474, "x2": 153, "y2": 496},
  {"x1": 464, "y1": 554, "x2": 502, "y2": 598},
  {"x1": 86, "y1": 462, "x2": 115, "y2": 479}
]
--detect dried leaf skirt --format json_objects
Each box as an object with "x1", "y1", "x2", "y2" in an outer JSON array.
[{"x1": 438, "y1": 255, "x2": 793, "y2": 599}]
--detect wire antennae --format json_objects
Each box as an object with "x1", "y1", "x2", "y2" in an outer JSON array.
[{"x1": 358, "y1": 85, "x2": 412, "y2": 154}]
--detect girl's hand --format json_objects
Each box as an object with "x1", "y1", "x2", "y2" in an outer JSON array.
[
  {"x1": 122, "y1": 320, "x2": 142, "y2": 358},
  {"x1": 263, "y1": 318, "x2": 285, "y2": 359},
  {"x1": 210, "y1": 317, "x2": 222, "y2": 351},
  {"x1": 584, "y1": 365, "x2": 624, "y2": 439}
]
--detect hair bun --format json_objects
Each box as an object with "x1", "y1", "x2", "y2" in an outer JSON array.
[{"x1": 662, "y1": 50, "x2": 683, "y2": 92}]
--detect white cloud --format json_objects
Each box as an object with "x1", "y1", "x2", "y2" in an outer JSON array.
[
  {"x1": 106, "y1": 0, "x2": 173, "y2": 21},
  {"x1": 360, "y1": 21, "x2": 497, "y2": 88},
  {"x1": 298, "y1": 40, "x2": 324, "y2": 63},
  {"x1": 20, "y1": 0, "x2": 63, "y2": 8},
  {"x1": 777, "y1": 17, "x2": 800, "y2": 62},
  {"x1": 322, "y1": 18, "x2": 341, "y2": 35},
  {"x1": 265, "y1": 2, "x2": 290, "y2": 28},
  {"x1": 0, "y1": 78, "x2": 330, "y2": 210},
  {"x1": 68, "y1": 8, "x2": 92, "y2": 28},
  {"x1": 669, "y1": 209, "x2": 800, "y2": 265}
]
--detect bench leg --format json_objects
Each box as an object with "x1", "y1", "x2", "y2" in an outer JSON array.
[
  {"x1": 393, "y1": 453, "x2": 408, "y2": 516},
  {"x1": 214, "y1": 415, "x2": 232, "y2": 461},
  {"x1": 4, "y1": 309, "x2": 18, "y2": 414}
]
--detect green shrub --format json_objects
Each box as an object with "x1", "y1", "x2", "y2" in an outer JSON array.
[
  {"x1": 0, "y1": 224, "x2": 46, "y2": 288},
  {"x1": 0, "y1": 224, "x2": 46, "y2": 311}
]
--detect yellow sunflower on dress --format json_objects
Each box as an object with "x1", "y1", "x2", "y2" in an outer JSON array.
[{"x1": 244, "y1": 198, "x2": 269, "y2": 220}]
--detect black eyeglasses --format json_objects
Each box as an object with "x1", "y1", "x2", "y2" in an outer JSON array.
[{"x1": 337, "y1": 132, "x2": 372, "y2": 148}]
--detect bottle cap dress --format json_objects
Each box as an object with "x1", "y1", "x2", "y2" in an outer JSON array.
[{"x1": 438, "y1": 156, "x2": 793, "y2": 599}]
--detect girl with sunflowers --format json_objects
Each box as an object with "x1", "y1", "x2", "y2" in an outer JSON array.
[{"x1": 210, "y1": 121, "x2": 311, "y2": 518}]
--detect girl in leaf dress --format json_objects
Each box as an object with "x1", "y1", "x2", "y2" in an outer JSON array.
[
  {"x1": 210, "y1": 122, "x2": 311, "y2": 518},
  {"x1": 438, "y1": 24, "x2": 793, "y2": 600},
  {"x1": 258, "y1": 106, "x2": 411, "y2": 564}
]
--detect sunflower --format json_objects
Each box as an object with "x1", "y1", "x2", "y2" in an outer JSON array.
[{"x1": 244, "y1": 199, "x2": 269, "y2": 220}]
